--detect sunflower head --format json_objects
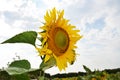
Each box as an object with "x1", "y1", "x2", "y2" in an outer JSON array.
[{"x1": 37, "y1": 8, "x2": 82, "y2": 71}]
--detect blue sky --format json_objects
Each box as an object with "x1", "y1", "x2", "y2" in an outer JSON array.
[{"x1": 0, "y1": 0, "x2": 120, "y2": 75}]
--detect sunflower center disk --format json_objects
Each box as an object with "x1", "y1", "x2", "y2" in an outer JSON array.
[
  {"x1": 55, "y1": 31, "x2": 67, "y2": 48},
  {"x1": 53, "y1": 28, "x2": 69, "y2": 56}
]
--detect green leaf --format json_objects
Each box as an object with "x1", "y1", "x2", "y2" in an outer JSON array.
[
  {"x1": 40, "y1": 57, "x2": 56, "y2": 71},
  {"x1": 9, "y1": 60, "x2": 31, "y2": 70},
  {"x1": 6, "y1": 67, "x2": 28, "y2": 75},
  {"x1": 2, "y1": 31, "x2": 37, "y2": 46},
  {"x1": 83, "y1": 65, "x2": 92, "y2": 74}
]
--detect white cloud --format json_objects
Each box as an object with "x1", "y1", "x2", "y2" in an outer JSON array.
[{"x1": 0, "y1": 0, "x2": 42, "y2": 36}]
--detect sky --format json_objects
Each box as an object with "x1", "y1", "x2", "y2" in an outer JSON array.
[{"x1": 0, "y1": 0, "x2": 120, "y2": 75}]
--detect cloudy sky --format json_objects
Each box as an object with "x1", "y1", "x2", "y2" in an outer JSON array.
[{"x1": 0, "y1": 0, "x2": 120, "y2": 75}]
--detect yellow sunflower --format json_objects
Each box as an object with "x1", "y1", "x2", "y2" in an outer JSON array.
[{"x1": 37, "y1": 8, "x2": 82, "y2": 71}]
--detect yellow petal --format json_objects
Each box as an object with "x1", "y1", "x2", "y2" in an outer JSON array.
[{"x1": 44, "y1": 55, "x2": 51, "y2": 62}]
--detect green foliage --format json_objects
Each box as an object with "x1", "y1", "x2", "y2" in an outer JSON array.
[
  {"x1": 2, "y1": 31, "x2": 37, "y2": 46},
  {"x1": 107, "y1": 72, "x2": 120, "y2": 80},
  {"x1": 6, "y1": 67, "x2": 28, "y2": 75},
  {"x1": 83, "y1": 65, "x2": 92, "y2": 74},
  {"x1": 51, "y1": 71, "x2": 120, "y2": 80},
  {"x1": 11, "y1": 74, "x2": 30, "y2": 80},
  {"x1": 40, "y1": 57, "x2": 56, "y2": 71},
  {"x1": 39, "y1": 76, "x2": 45, "y2": 80},
  {"x1": 4, "y1": 59, "x2": 31, "y2": 77},
  {"x1": 0, "y1": 61, "x2": 120, "y2": 80},
  {"x1": 0, "y1": 59, "x2": 42, "y2": 80},
  {"x1": 9, "y1": 60, "x2": 31, "y2": 69},
  {"x1": 0, "y1": 70, "x2": 10, "y2": 80}
]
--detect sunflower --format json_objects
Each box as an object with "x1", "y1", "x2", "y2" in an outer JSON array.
[{"x1": 37, "y1": 8, "x2": 82, "y2": 71}]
